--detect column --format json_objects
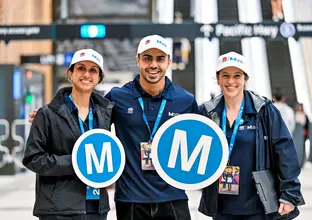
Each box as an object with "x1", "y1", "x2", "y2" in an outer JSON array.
[{"x1": 194, "y1": 0, "x2": 220, "y2": 104}]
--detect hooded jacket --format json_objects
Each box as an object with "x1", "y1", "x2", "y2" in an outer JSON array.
[
  {"x1": 23, "y1": 87, "x2": 113, "y2": 216},
  {"x1": 198, "y1": 90, "x2": 304, "y2": 220}
]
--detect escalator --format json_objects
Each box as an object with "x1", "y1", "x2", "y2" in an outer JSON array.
[
  {"x1": 218, "y1": 0, "x2": 242, "y2": 57},
  {"x1": 266, "y1": 40, "x2": 297, "y2": 107}
]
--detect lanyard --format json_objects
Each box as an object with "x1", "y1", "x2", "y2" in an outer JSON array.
[
  {"x1": 138, "y1": 97, "x2": 167, "y2": 142},
  {"x1": 222, "y1": 99, "x2": 245, "y2": 160},
  {"x1": 69, "y1": 94, "x2": 93, "y2": 133}
]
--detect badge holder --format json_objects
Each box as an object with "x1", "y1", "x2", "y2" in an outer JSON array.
[
  {"x1": 218, "y1": 166, "x2": 240, "y2": 195},
  {"x1": 141, "y1": 142, "x2": 155, "y2": 170}
]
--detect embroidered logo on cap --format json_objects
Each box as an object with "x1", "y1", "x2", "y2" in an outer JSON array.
[
  {"x1": 92, "y1": 54, "x2": 100, "y2": 62},
  {"x1": 156, "y1": 39, "x2": 167, "y2": 47},
  {"x1": 222, "y1": 56, "x2": 243, "y2": 64},
  {"x1": 80, "y1": 52, "x2": 85, "y2": 57},
  {"x1": 145, "y1": 40, "x2": 150, "y2": 44}
]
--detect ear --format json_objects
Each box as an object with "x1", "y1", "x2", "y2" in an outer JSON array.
[
  {"x1": 168, "y1": 57, "x2": 172, "y2": 65},
  {"x1": 67, "y1": 70, "x2": 73, "y2": 81}
]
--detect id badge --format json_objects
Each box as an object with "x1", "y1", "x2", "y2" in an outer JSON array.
[
  {"x1": 140, "y1": 142, "x2": 155, "y2": 170},
  {"x1": 218, "y1": 166, "x2": 240, "y2": 195},
  {"x1": 86, "y1": 186, "x2": 100, "y2": 200}
]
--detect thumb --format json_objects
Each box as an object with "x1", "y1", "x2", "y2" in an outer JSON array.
[{"x1": 278, "y1": 203, "x2": 284, "y2": 214}]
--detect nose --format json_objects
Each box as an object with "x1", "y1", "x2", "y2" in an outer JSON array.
[
  {"x1": 150, "y1": 59, "x2": 158, "y2": 68},
  {"x1": 82, "y1": 70, "x2": 91, "y2": 77},
  {"x1": 228, "y1": 76, "x2": 235, "y2": 84}
]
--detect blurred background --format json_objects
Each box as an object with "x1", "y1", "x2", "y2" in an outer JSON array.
[{"x1": 0, "y1": 0, "x2": 312, "y2": 219}]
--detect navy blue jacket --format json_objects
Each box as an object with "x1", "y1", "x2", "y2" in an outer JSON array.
[
  {"x1": 198, "y1": 90, "x2": 304, "y2": 219},
  {"x1": 105, "y1": 75, "x2": 199, "y2": 203}
]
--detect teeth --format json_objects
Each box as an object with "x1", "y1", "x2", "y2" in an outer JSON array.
[{"x1": 81, "y1": 80, "x2": 91, "y2": 83}]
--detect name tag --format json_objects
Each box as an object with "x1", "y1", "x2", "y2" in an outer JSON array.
[
  {"x1": 86, "y1": 186, "x2": 100, "y2": 200},
  {"x1": 218, "y1": 166, "x2": 240, "y2": 195},
  {"x1": 141, "y1": 142, "x2": 155, "y2": 170}
]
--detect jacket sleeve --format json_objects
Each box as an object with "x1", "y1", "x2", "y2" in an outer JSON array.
[
  {"x1": 198, "y1": 104, "x2": 208, "y2": 117},
  {"x1": 191, "y1": 97, "x2": 200, "y2": 114},
  {"x1": 22, "y1": 108, "x2": 75, "y2": 176},
  {"x1": 269, "y1": 104, "x2": 303, "y2": 205}
]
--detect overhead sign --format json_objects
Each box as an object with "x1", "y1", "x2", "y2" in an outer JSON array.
[
  {"x1": 20, "y1": 53, "x2": 73, "y2": 65},
  {"x1": 152, "y1": 114, "x2": 229, "y2": 190},
  {"x1": 0, "y1": 25, "x2": 53, "y2": 40},
  {"x1": 3, "y1": 22, "x2": 312, "y2": 42},
  {"x1": 72, "y1": 129, "x2": 125, "y2": 188}
]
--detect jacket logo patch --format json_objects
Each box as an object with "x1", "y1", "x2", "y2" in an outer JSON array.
[
  {"x1": 168, "y1": 112, "x2": 180, "y2": 117},
  {"x1": 247, "y1": 125, "x2": 256, "y2": 130}
]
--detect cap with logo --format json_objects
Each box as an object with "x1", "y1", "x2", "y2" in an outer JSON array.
[
  {"x1": 216, "y1": 52, "x2": 248, "y2": 74},
  {"x1": 137, "y1": 35, "x2": 170, "y2": 55},
  {"x1": 69, "y1": 49, "x2": 104, "y2": 74}
]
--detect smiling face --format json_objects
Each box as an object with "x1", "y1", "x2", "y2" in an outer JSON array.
[
  {"x1": 217, "y1": 66, "x2": 246, "y2": 99},
  {"x1": 68, "y1": 61, "x2": 100, "y2": 93},
  {"x1": 136, "y1": 48, "x2": 171, "y2": 86}
]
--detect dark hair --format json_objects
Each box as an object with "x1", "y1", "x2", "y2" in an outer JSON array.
[
  {"x1": 68, "y1": 63, "x2": 104, "y2": 84},
  {"x1": 273, "y1": 87, "x2": 284, "y2": 101},
  {"x1": 216, "y1": 71, "x2": 249, "y2": 81}
]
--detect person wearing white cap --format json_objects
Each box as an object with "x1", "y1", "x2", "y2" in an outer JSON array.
[
  {"x1": 198, "y1": 52, "x2": 304, "y2": 219},
  {"x1": 103, "y1": 34, "x2": 198, "y2": 220},
  {"x1": 23, "y1": 49, "x2": 113, "y2": 220}
]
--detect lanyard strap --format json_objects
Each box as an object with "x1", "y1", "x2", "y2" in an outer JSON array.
[
  {"x1": 222, "y1": 99, "x2": 245, "y2": 159},
  {"x1": 138, "y1": 97, "x2": 167, "y2": 142},
  {"x1": 69, "y1": 94, "x2": 93, "y2": 133}
]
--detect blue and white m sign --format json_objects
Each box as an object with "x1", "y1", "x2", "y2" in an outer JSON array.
[
  {"x1": 152, "y1": 114, "x2": 229, "y2": 190},
  {"x1": 72, "y1": 129, "x2": 125, "y2": 188}
]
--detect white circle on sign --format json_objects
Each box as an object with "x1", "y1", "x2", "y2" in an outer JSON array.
[
  {"x1": 72, "y1": 129, "x2": 125, "y2": 188},
  {"x1": 152, "y1": 113, "x2": 229, "y2": 190},
  {"x1": 87, "y1": 25, "x2": 99, "y2": 38}
]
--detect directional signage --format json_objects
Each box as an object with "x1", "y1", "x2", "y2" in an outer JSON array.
[
  {"x1": 20, "y1": 53, "x2": 73, "y2": 66},
  {"x1": 0, "y1": 25, "x2": 53, "y2": 40},
  {"x1": 2, "y1": 22, "x2": 312, "y2": 42},
  {"x1": 72, "y1": 129, "x2": 125, "y2": 188},
  {"x1": 152, "y1": 114, "x2": 229, "y2": 190}
]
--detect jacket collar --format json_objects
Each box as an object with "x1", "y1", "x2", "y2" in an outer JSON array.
[
  {"x1": 203, "y1": 90, "x2": 268, "y2": 115},
  {"x1": 132, "y1": 75, "x2": 174, "y2": 100},
  {"x1": 49, "y1": 87, "x2": 113, "y2": 112},
  {"x1": 48, "y1": 87, "x2": 114, "y2": 139}
]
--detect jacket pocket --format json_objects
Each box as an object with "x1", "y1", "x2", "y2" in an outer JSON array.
[{"x1": 51, "y1": 176, "x2": 85, "y2": 212}]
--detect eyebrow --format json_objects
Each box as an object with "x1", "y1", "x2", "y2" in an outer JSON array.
[
  {"x1": 77, "y1": 64, "x2": 99, "y2": 69},
  {"x1": 142, "y1": 54, "x2": 166, "y2": 59},
  {"x1": 221, "y1": 71, "x2": 243, "y2": 75}
]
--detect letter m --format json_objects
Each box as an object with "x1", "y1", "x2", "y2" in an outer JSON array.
[
  {"x1": 167, "y1": 129, "x2": 212, "y2": 175},
  {"x1": 85, "y1": 143, "x2": 113, "y2": 174}
]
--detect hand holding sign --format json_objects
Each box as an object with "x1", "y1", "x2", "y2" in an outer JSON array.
[
  {"x1": 72, "y1": 129, "x2": 125, "y2": 189},
  {"x1": 152, "y1": 114, "x2": 229, "y2": 190}
]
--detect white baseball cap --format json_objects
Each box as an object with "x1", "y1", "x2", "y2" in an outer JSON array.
[
  {"x1": 216, "y1": 52, "x2": 248, "y2": 74},
  {"x1": 137, "y1": 35, "x2": 170, "y2": 55},
  {"x1": 69, "y1": 49, "x2": 104, "y2": 74}
]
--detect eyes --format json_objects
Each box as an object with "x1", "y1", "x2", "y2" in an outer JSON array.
[
  {"x1": 76, "y1": 65, "x2": 99, "y2": 74},
  {"x1": 221, "y1": 73, "x2": 243, "y2": 79},
  {"x1": 142, "y1": 56, "x2": 167, "y2": 63}
]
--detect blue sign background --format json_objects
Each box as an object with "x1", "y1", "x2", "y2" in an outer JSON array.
[
  {"x1": 152, "y1": 114, "x2": 228, "y2": 190},
  {"x1": 157, "y1": 120, "x2": 223, "y2": 184},
  {"x1": 75, "y1": 132, "x2": 123, "y2": 185}
]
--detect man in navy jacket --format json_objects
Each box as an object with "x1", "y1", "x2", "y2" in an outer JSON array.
[{"x1": 105, "y1": 35, "x2": 199, "y2": 220}]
